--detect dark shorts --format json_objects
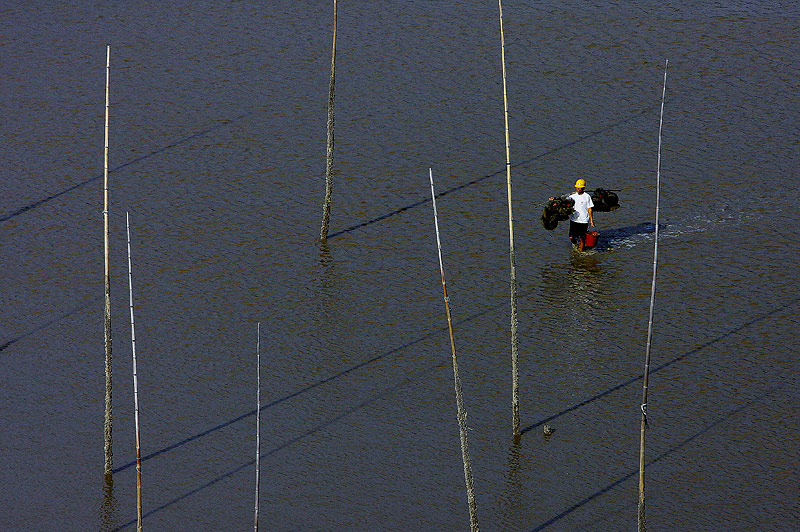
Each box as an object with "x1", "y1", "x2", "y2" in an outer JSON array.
[{"x1": 569, "y1": 221, "x2": 589, "y2": 239}]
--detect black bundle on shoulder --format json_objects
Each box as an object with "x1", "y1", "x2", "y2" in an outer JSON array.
[
  {"x1": 540, "y1": 196, "x2": 574, "y2": 230},
  {"x1": 590, "y1": 188, "x2": 620, "y2": 212},
  {"x1": 540, "y1": 188, "x2": 620, "y2": 231}
]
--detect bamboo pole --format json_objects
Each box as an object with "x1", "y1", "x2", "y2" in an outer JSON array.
[
  {"x1": 254, "y1": 322, "x2": 261, "y2": 532},
  {"x1": 126, "y1": 212, "x2": 143, "y2": 532},
  {"x1": 428, "y1": 168, "x2": 480, "y2": 532},
  {"x1": 103, "y1": 44, "x2": 113, "y2": 476},
  {"x1": 638, "y1": 59, "x2": 668, "y2": 532},
  {"x1": 319, "y1": 0, "x2": 338, "y2": 243},
  {"x1": 497, "y1": 0, "x2": 521, "y2": 438}
]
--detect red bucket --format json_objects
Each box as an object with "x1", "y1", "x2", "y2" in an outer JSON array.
[{"x1": 584, "y1": 231, "x2": 599, "y2": 248}]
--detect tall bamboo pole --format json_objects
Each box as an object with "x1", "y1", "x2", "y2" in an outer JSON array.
[
  {"x1": 126, "y1": 212, "x2": 143, "y2": 532},
  {"x1": 319, "y1": 0, "x2": 338, "y2": 243},
  {"x1": 103, "y1": 44, "x2": 114, "y2": 476},
  {"x1": 638, "y1": 59, "x2": 668, "y2": 532},
  {"x1": 497, "y1": 0, "x2": 521, "y2": 438},
  {"x1": 254, "y1": 323, "x2": 261, "y2": 532},
  {"x1": 429, "y1": 168, "x2": 480, "y2": 532}
]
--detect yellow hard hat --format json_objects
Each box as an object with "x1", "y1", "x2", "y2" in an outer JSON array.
[{"x1": 575, "y1": 179, "x2": 586, "y2": 188}]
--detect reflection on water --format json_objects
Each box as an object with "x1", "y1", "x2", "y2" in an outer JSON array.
[
  {"x1": 313, "y1": 241, "x2": 343, "y2": 334},
  {"x1": 99, "y1": 474, "x2": 117, "y2": 532},
  {"x1": 540, "y1": 250, "x2": 604, "y2": 330},
  {"x1": 567, "y1": 251, "x2": 603, "y2": 314},
  {"x1": 498, "y1": 437, "x2": 523, "y2": 532},
  {"x1": 316, "y1": 241, "x2": 337, "y2": 300}
]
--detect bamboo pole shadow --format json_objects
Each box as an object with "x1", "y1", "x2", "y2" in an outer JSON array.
[
  {"x1": 4, "y1": 279, "x2": 794, "y2": 480},
  {"x1": 111, "y1": 295, "x2": 797, "y2": 475},
  {"x1": 111, "y1": 287, "x2": 525, "y2": 474},
  {"x1": 63, "y1": 294, "x2": 800, "y2": 529},
  {"x1": 0, "y1": 219, "x2": 659, "y2": 358},
  {"x1": 0, "y1": 114, "x2": 248, "y2": 225},
  {"x1": 526, "y1": 382, "x2": 787, "y2": 532},
  {"x1": 112, "y1": 328, "x2": 445, "y2": 473},
  {"x1": 106, "y1": 354, "x2": 791, "y2": 530},
  {"x1": 326, "y1": 106, "x2": 655, "y2": 240},
  {"x1": 0, "y1": 297, "x2": 99, "y2": 354},
  {"x1": 498, "y1": 299, "x2": 797, "y2": 530},
  {"x1": 109, "y1": 355, "x2": 454, "y2": 531},
  {"x1": 519, "y1": 297, "x2": 799, "y2": 435}
]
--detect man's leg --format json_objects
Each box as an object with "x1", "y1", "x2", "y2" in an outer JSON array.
[
  {"x1": 574, "y1": 222, "x2": 588, "y2": 251},
  {"x1": 569, "y1": 221, "x2": 578, "y2": 247}
]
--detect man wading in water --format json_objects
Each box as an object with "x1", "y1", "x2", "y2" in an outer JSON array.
[{"x1": 568, "y1": 179, "x2": 594, "y2": 251}]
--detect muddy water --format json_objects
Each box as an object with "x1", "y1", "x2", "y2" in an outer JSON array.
[{"x1": 1, "y1": 1, "x2": 798, "y2": 530}]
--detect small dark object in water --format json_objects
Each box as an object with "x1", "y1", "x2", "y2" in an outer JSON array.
[{"x1": 591, "y1": 188, "x2": 620, "y2": 212}]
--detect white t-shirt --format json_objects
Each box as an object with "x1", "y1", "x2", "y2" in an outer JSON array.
[{"x1": 569, "y1": 192, "x2": 594, "y2": 223}]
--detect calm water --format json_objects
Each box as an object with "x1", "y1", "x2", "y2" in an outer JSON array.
[{"x1": 1, "y1": 1, "x2": 798, "y2": 530}]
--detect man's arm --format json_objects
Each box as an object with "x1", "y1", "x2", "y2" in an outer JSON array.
[{"x1": 589, "y1": 207, "x2": 594, "y2": 226}]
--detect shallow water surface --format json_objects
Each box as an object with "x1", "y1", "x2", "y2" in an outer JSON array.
[{"x1": 1, "y1": 1, "x2": 798, "y2": 531}]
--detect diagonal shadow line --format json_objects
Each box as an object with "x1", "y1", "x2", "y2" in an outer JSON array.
[
  {"x1": 112, "y1": 289, "x2": 522, "y2": 473},
  {"x1": 107, "y1": 301, "x2": 796, "y2": 525},
  {"x1": 110, "y1": 357, "x2": 450, "y2": 531},
  {"x1": 4, "y1": 264, "x2": 527, "y2": 474},
  {"x1": 112, "y1": 294, "x2": 799, "y2": 474},
  {"x1": 520, "y1": 297, "x2": 800, "y2": 435},
  {"x1": 0, "y1": 114, "x2": 248, "y2": 224},
  {"x1": 327, "y1": 106, "x2": 653, "y2": 239},
  {"x1": 110, "y1": 358, "x2": 791, "y2": 530},
  {"x1": 112, "y1": 329, "x2": 438, "y2": 473},
  {"x1": 528, "y1": 382, "x2": 786, "y2": 531},
  {"x1": 0, "y1": 297, "x2": 99, "y2": 353}
]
